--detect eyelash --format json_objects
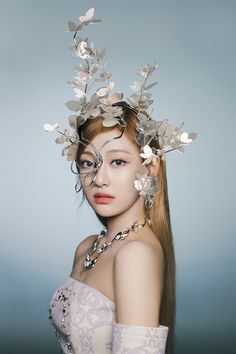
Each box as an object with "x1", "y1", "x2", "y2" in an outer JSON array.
[
  {"x1": 80, "y1": 160, "x2": 95, "y2": 168},
  {"x1": 111, "y1": 159, "x2": 127, "y2": 167},
  {"x1": 80, "y1": 159, "x2": 127, "y2": 168}
]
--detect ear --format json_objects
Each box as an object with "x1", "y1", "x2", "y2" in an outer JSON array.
[{"x1": 145, "y1": 158, "x2": 160, "y2": 177}]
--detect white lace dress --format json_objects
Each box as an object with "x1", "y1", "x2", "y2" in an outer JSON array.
[{"x1": 49, "y1": 276, "x2": 169, "y2": 354}]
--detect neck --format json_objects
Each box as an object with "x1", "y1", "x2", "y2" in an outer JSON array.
[{"x1": 104, "y1": 198, "x2": 148, "y2": 242}]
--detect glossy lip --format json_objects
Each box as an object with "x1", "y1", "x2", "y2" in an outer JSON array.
[
  {"x1": 93, "y1": 192, "x2": 115, "y2": 198},
  {"x1": 94, "y1": 197, "x2": 114, "y2": 204}
]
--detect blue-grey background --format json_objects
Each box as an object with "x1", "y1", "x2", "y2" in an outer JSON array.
[{"x1": 0, "y1": 0, "x2": 235, "y2": 353}]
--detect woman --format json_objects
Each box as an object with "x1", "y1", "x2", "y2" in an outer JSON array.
[{"x1": 45, "y1": 7, "x2": 197, "y2": 354}]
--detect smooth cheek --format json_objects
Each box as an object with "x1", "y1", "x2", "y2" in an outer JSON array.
[
  {"x1": 90, "y1": 167, "x2": 140, "y2": 214},
  {"x1": 111, "y1": 168, "x2": 137, "y2": 200}
]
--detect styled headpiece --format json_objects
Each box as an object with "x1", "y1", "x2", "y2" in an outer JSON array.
[{"x1": 43, "y1": 7, "x2": 197, "y2": 208}]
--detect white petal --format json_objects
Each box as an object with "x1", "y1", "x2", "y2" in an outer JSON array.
[
  {"x1": 78, "y1": 41, "x2": 88, "y2": 54},
  {"x1": 109, "y1": 92, "x2": 123, "y2": 103},
  {"x1": 99, "y1": 97, "x2": 108, "y2": 105},
  {"x1": 96, "y1": 86, "x2": 109, "y2": 97},
  {"x1": 89, "y1": 108, "x2": 100, "y2": 117},
  {"x1": 43, "y1": 123, "x2": 59, "y2": 132},
  {"x1": 74, "y1": 87, "x2": 86, "y2": 98},
  {"x1": 144, "y1": 144, "x2": 152, "y2": 155},
  {"x1": 102, "y1": 118, "x2": 118, "y2": 127},
  {"x1": 140, "y1": 145, "x2": 153, "y2": 159},
  {"x1": 180, "y1": 132, "x2": 192, "y2": 143},
  {"x1": 68, "y1": 115, "x2": 77, "y2": 128},
  {"x1": 79, "y1": 7, "x2": 94, "y2": 23},
  {"x1": 140, "y1": 152, "x2": 148, "y2": 159},
  {"x1": 130, "y1": 81, "x2": 142, "y2": 92},
  {"x1": 138, "y1": 69, "x2": 148, "y2": 78},
  {"x1": 133, "y1": 180, "x2": 143, "y2": 191},
  {"x1": 143, "y1": 157, "x2": 152, "y2": 165},
  {"x1": 85, "y1": 7, "x2": 95, "y2": 19},
  {"x1": 142, "y1": 159, "x2": 151, "y2": 166},
  {"x1": 108, "y1": 81, "x2": 114, "y2": 91}
]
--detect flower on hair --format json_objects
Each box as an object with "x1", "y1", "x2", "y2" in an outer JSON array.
[
  {"x1": 133, "y1": 166, "x2": 160, "y2": 198},
  {"x1": 68, "y1": 64, "x2": 98, "y2": 89},
  {"x1": 140, "y1": 145, "x2": 160, "y2": 166},
  {"x1": 155, "y1": 149, "x2": 166, "y2": 161},
  {"x1": 74, "y1": 87, "x2": 86, "y2": 98},
  {"x1": 45, "y1": 8, "x2": 160, "y2": 150},
  {"x1": 101, "y1": 106, "x2": 124, "y2": 127},
  {"x1": 100, "y1": 92, "x2": 123, "y2": 106},
  {"x1": 94, "y1": 71, "x2": 112, "y2": 82},
  {"x1": 96, "y1": 82, "x2": 114, "y2": 97},
  {"x1": 180, "y1": 132, "x2": 196, "y2": 144},
  {"x1": 62, "y1": 143, "x2": 77, "y2": 161},
  {"x1": 127, "y1": 61, "x2": 158, "y2": 112},
  {"x1": 67, "y1": 7, "x2": 102, "y2": 33},
  {"x1": 157, "y1": 120, "x2": 197, "y2": 154},
  {"x1": 75, "y1": 40, "x2": 93, "y2": 59},
  {"x1": 127, "y1": 92, "x2": 153, "y2": 111},
  {"x1": 138, "y1": 61, "x2": 158, "y2": 78},
  {"x1": 100, "y1": 92, "x2": 124, "y2": 126},
  {"x1": 54, "y1": 128, "x2": 71, "y2": 144},
  {"x1": 79, "y1": 7, "x2": 100, "y2": 25},
  {"x1": 136, "y1": 119, "x2": 157, "y2": 147}
]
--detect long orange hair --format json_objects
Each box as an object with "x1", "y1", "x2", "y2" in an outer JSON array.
[{"x1": 76, "y1": 108, "x2": 176, "y2": 354}]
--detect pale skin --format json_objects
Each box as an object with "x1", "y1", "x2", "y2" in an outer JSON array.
[{"x1": 71, "y1": 127, "x2": 165, "y2": 327}]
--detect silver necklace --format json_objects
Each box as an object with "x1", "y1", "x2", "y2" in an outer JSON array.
[{"x1": 80, "y1": 217, "x2": 151, "y2": 276}]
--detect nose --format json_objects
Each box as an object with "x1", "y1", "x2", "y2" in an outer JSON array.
[{"x1": 92, "y1": 162, "x2": 110, "y2": 187}]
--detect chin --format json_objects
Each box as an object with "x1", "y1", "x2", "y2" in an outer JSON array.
[
  {"x1": 94, "y1": 205, "x2": 134, "y2": 219},
  {"x1": 94, "y1": 208, "x2": 120, "y2": 218}
]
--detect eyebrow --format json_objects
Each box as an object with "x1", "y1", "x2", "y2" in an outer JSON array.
[
  {"x1": 82, "y1": 149, "x2": 132, "y2": 155},
  {"x1": 106, "y1": 149, "x2": 132, "y2": 155}
]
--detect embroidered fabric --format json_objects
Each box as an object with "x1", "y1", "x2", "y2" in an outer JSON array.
[
  {"x1": 49, "y1": 277, "x2": 169, "y2": 354},
  {"x1": 112, "y1": 323, "x2": 168, "y2": 353}
]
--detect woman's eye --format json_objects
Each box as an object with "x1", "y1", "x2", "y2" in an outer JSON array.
[
  {"x1": 80, "y1": 160, "x2": 94, "y2": 169},
  {"x1": 111, "y1": 159, "x2": 127, "y2": 167}
]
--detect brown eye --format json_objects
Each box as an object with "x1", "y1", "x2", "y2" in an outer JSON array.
[
  {"x1": 111, "y1": 159, "x2": 127, "y2": 167},
  {"x1": 80, "y1": 160, "x2": 95, "y2": 169}
]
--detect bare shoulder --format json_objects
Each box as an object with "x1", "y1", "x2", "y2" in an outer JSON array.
[
  {"x1": 113, "y1": 240, "x2": 165, "y2": 326},
  {"x1": 72, "y1": 234, "x2": 97, "y2": 268},
  {"x1": 116, "y1": 237, "x2": 164, "y2": 259},
  {"x1": 115, "y1": 239, "x2": 164, "y2": 278}
]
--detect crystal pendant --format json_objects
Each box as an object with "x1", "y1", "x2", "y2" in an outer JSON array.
[{"x1": 84, "y1": 256, "x2": 95, "y2": 270}]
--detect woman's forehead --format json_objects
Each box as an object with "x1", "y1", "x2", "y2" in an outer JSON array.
[{"x1": 88, "y1": 129, "x2": 138, "y2": 155}]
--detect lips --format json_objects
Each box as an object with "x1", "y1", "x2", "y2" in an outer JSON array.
[
  {"x1": 93, "y1": 192, "x2": 115, "y2": 204},
  {"x1": 94, "y1": 192, "x2": 115, "y2": 198}
]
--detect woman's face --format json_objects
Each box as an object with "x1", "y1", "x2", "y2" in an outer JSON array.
[{"x1": 79, "y1": 128, "x2": 144, "y2": 218}]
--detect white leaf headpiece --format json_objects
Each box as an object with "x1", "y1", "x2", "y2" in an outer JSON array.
[{"x1": 43, "y1": 7, "x2": 197, "y2": 170}]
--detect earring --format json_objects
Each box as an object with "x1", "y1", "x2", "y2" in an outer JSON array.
[
  {"x1": 133, "y1": 166, "x2": 160, "y2": 209},
  {"x1": 144, "y1": 192, "x2": 154, "y2": 209}
]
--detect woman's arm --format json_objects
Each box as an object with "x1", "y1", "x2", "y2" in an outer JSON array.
[{"x1": 112, "y1": 240, "x2": 168, "y2": 353}]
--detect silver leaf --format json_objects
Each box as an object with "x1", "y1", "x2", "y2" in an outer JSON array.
[
  {"x1": 67, "y1": 21, "x2": 78, "y2": 32},
  {"x1": 144, "y1": 81, "x2": 158, "y2": 90},
  {"x1": 65, "y1": 100, "x2": 81, "y2": 112}
]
